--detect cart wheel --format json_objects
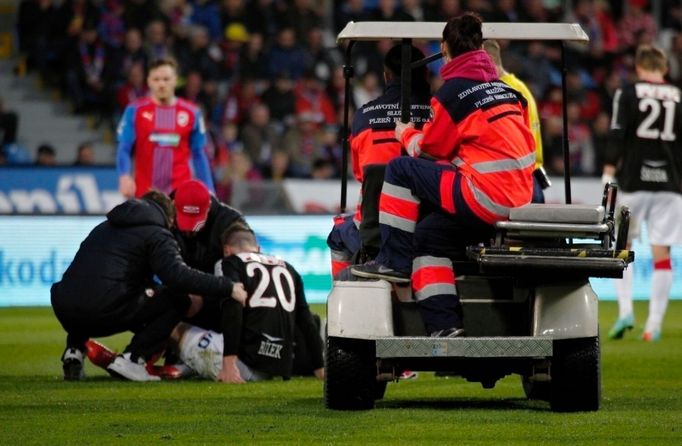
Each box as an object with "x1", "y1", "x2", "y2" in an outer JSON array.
[
  {"x1": 324, "y1": 337, "x2": 377, "y2": 410},
  {"x1": 374, "y1": 380, "x2": 388, "y2": 401},
  {"x1": 521, "y1": 375, "x2": 550, "y2": 401},
  {"x1": 550, "y1": 336, "x2": 601, "y2": 412}
]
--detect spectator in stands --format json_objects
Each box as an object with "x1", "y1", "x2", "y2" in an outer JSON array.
[
  {"x1": 191, "y1": 0, "x2": 222, "y2": 40},
  {"x1": 310, "y1": 158, "x2": 335, "y2": 180},
  {"x1": 294, "y1": 70, "x2": 337, "y2": 128},
  {"x1": 238, "y1": 32, "x2": 269, "y2": 87},
  {"x1": 280, "y1": 113, "x2": 325, "y2": 177},
  {"x1": 518, "y1": 42, "x2": 553, "y2": 99},
  {"x1": 402, "y1": 0, "x2": 425, "y2": 21},
  {"x1": 261, "y1": 73, "x2": 296, "y2": 127},
  {"x1": 35, "y1": 144, "x2": 57, "y2": 166},
  {"x1": 667, "y1": 32, "x2": 682, "y2": 86},
  {"x1": 65, "y1": 22, "x2": 111, "y2": 116},
  {"x1": 591, "y1": 111, "x2": 611, "y2": 175},
  {"x1": 16, "y1": 0, "x2": 60, "y2": 79},
  {"x1": 370, "y1": 0, "x2": 414, "y2": 22},
  {"x1": 567, "y1": 101, "x2": 596, "y2": 176},
  {"x1": 176, "y1": 26, "x2": 222, "y2": 81},
  {"x1": 352, "y1": 72, "x2": 382, "y2": 112},
  {"x1": 122, "y1": 0, "x2": 163, "y2": 32},
  {"x1": 98, "y1": 0, "x2": 126, "y2": 48},
  {"x1": 220, "y1": 0, "x2": 249, "y2": 35},
  {"x1": 488, "y1": 0, "x2": 519, "y2": 22},
  {"x1": 221, "y1": 79, "x2": 261, "y2": 127},
  {"x1": 320, "y1": 125, "x2": 343, "y2": 176},
  {"x1": 144, "y1": 19, "x2": 173, "y2": 61},
  {"x1": 58, "y1": 0, "x2": 100, "y2": 41},
  {"x1": 73, "y1": 141, "x2": 95, "y2": 165},
  {"x1": 115, "y1": 61, "x2": 148, "y2": 112},
  {"x1": 261, "y1": 148, "x2": 296, "y2": 181},
  {"x1": 283, "y1": 0, "x2": 324, "y2": 45},
  {"x1": 305, "y1": 27, "x2": 342, "y2": 85},
  {"x1": 618, "y1": 0, "x2": 658, "y2": 53},
  {"x1": 241, "y1": 104, "x2": 280, "y2": 170},
  {"x1": 266, "y1": 27, "x2": 308, "y2": 81},
  {"x1": 245, "y1": 0, "x2": 282, "y2": 38},
  {"x1": 177, "y1": 70, "x2": 205, "y2": 104},
  {"x1": 218, "y1": 150, "x2": 264, "y2": 202},
  {"x1": 566, "y1": 70, "x2": 601, "y2": 122},
  {"x1": 594, "y1": 0, "x2": 619, "y2": 59},
  {"x1": 108, "y1": 28, "x2": 148, "y2": 87},
  {"x1": 333, "y1": 0, "x2": 368, "y2": 34},
  {"x1": 596, "y1": 70, "x2": 622, "y2": 115},
  {"x1": 220, "y1": 23, "x2": 250, "y2": 82},
  {"x1": 424, "y1": 0, "x2": 462, "y2": 21},
  {"x1": 0, "y1": 97, "x2": 18, "y2": 148}
]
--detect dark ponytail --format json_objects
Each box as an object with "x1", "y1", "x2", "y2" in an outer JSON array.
[{"x1": 442, "y1": 12, "x2": 483, "y2": 59}]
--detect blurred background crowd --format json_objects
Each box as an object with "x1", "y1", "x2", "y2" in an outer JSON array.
[{"x1": 2, "y1": 0, "x2": 682, "y2": 204}]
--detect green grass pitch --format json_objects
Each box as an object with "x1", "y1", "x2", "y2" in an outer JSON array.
[{"x1": 1, "y1": 302, "x2": 681, "y2": 445}]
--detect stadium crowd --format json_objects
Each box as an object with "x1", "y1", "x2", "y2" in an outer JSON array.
[{"x1": 7, "y1": 0, "x2": 682, "y2": 203}]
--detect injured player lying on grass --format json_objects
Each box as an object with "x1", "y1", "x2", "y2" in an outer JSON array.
[
  {"x1": 86, "y1": 226, "x2": 325, "y2": 382},
  {"x1": 85, "y1": 320, "x2": 324, "y2": 382}
]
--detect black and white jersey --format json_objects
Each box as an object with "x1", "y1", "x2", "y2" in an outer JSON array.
[
  {"x1": 220, "y1": 252, "x2": 321, "y2": 378},
  {"x1": 606, "y1": 81, "x2": 682, "y2": 193}
]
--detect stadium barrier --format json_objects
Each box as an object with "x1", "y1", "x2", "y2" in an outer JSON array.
[
  {"x1": 0, "y1": 214, "x2": 680, "y2": 307},
  {"x1": 1, "y1": 167, "x2": 680, "y2": 306}
]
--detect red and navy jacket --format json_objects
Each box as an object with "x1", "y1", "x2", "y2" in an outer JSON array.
[
  {"x1": 350, "y1": 79, "x2": 431, "y2": 182},
  {"x1": 399, "y1": 50, "x2": 535, "y2": 224}
]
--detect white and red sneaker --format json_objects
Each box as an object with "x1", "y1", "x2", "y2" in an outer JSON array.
[{"x1": 85, "y1": 340, "x2": 117, "y2": 369}]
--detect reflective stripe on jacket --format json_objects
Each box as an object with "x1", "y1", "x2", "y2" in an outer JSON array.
[{"x1": 399, "y1": 50, "x2": 535, "y2": 224}]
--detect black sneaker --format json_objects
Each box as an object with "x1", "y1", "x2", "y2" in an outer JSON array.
[
  {"x1": 351, "y1": 261, "x2": 410, "y2": 283},
  {"x1": 429, "y1": 327, "x2": 465, "y2": 338},
  {"x1": 62, "y1": 348, "x2": 85, "y2": 381}
]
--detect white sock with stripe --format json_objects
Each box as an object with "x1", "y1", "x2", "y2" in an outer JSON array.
[
  {"x1": 616, "y1": 265, "x2": 634, "y2": 319},
  {"x1": 646, "y1": 265, "x2": 672, "y2": 333}
]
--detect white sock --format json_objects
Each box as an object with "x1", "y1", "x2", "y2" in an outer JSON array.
[
  {"x1": 646, "y1": 268, "x2": 672, "y2": 332},
  {"x1": 616, "y1": 265, "x2": 634, "y2": 319}
]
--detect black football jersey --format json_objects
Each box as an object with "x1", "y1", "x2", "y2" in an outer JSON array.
[
  {"x1": 220, "y1": 252, "x2": 310, "y2": 378},
  {"x1": 606, "y1": 82, "x2": 682, "y2": 193}
]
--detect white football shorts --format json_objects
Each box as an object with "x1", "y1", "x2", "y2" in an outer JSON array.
[
  {"x1": 178, "y1": 325, "x2": 224, "y2": 381},
  {"x1": 618, "y1": 191, "x2": 682, "y2": 245}
]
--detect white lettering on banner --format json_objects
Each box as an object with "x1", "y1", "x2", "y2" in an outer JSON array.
[
  {"x1": 0, "y1": 174, "x2": 123, "y2": 214},
  {"x1": 5, "y1": 190, "x2": 57, "y2": 213}
]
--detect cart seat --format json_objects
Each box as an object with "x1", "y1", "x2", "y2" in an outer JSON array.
[{"x1": 496, "y1": 204, "x2": 609, "y2": 238}]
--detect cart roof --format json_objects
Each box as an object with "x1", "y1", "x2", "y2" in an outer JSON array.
[{"x1": 337, "y1": 21, "x2": 589, "y2": 43}]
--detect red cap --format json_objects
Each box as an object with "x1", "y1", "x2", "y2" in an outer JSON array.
[{"x1": 174, "y1": 180, "x2": 211, "y2": 232}]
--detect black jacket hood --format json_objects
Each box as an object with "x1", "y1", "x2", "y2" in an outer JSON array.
[{"x1": 107, "y1": 198, "x2": 168, "y2": 228}]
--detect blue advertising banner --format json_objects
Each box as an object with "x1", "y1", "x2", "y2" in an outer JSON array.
[
  {"x1": 0, "y1": 167, "x2": 122, "y2": 214},
  {"x1": 0, "y1": 215, "x2": 335, "y2": 306},
  {"x1": 0, "y1": 215, "x2": 680, "y2": 307}
]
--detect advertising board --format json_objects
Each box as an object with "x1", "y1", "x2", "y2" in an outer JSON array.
[{"x1": 0, "y1": 215, "x2": 680, "y2": 307}]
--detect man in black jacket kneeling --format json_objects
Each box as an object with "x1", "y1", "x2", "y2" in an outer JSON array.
[{"x1": 51, "y1": 190, "x2": 246, "y2": 382}]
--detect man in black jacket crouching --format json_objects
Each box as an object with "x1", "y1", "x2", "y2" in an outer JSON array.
[{"x1": 51, "y1": 190, "x2": 246, "y2": 382}]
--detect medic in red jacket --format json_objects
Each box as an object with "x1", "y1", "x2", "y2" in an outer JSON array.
[
  {"x1": 326, "y1": 45, "x2": 431, "y2": 277},
  {"x1": 399, "y1": 52, "x2": 535, "y2": 223}
]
